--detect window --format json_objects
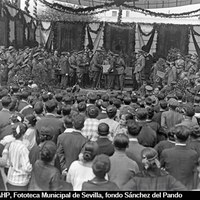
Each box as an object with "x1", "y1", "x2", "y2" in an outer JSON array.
[{"x1": 112, "y1": 11, "x2": 118, "y2": 17}]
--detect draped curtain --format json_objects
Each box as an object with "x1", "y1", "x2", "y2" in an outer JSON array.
[
  {"x1": 54, "y1": 22, "x2": 85, "y2": 52},
  {"x1": 190, "y1": 26, "x2": 200, "y2": 58},
  {"x1": 157, "y1": 24, "x2": 189, "y2": 57}
]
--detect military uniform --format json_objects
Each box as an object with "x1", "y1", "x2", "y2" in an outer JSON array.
[
  {"x1": 115, "y1": 55, "x2": 125, "y2": 90},
  {"x1": 133, "y1": 51, "x2": 145, "y2": 88},
  {"x1": 91, "y1": 50, "x2": 104, "y2": 89},
  {"x1": 68, "y1": 52, "x2": 78, "y2": 87},
  {"x1": 59, "y1": 54, "x2": 70, "y2": 89},
  {"x1": 76, "y1": 51, "x2": 89, "y2": 88}
]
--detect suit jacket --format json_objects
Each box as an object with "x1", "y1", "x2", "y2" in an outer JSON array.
[
  {"x1": 57, "y1": 130, "x2": 87, "y2": 171},
  {"x1": 36, "y1": 113, "x2": 65, "y2": 144},
  {"x1": 0, "y1": 109, "x2": 12, "y2": 139},
  {"x1": 126, "y1": 139, "x2": 145, "y2": 171},
  {"x1": 160, "y1": 145, "x2": 198, "y2": 190},
  {"x1": 161, "y1": 110, "x2": 183, "y2": 131},
  {"x1": 96, "y1": 137, "x2": 115, "y2": 156}
]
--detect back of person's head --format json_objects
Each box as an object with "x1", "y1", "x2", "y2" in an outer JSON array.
[
  {"x1": 157, "y1": 93, "x2": 165, "y2": 101},
  {"x1": 92, "y1": 154, "x2": 110, "y2": 179},
  {"x1": 106, "y1": 105, "x2": 117, "y2": 119},
  {"x1": 123, "y1": 96, "x2": 131, "y2": 105},
  {"x1": 141, "y1": 148, "x2": 160, "y2": 170},
  {"x1": 21, "y1": 91, "x2": 29, "y2": 100},
  {"x1": 34, "y1": 101, "x2": 44, "y2": 115},
  {"x1": 131, "y1": 94, "x2": 138, "y2": 103},
  {"x1": 127, "y1": 120, "x2": 141, "y2": 137},
  {"x1": 72, "y1": 114, "x2": 85, "y2": 130},
  {"x1": 160, "y1": 100, "x2": 168, "y2": 110},
  {"x1": 101, "y1": 94, "x2": 109, "y2": 102},
  {"x1": 136, "y1": 108, "x2": 148, "y2": 121},
  {"x1": 112, "y1": 98, "x2": 121, "y2": 109},
  {"x1": 113, "y1": 133, "x2": 129, "y2": 150},
  {"x1": 145, "y1": 97, "x2": 152, "y2": 106},
  {"x1": 147, "y1": 107, "x2": 154, "y2": 119},
  {"x1": 62, "y1": 105, "x2": 71, "y2": 116},
  {"x1": 98, "y1": 123, "x2": 109, "y2": 136},
  {"x1": 39, "y1": 127, "x2": 53, "y2": 143},
  {"x1": 63, "y1": 115, "x2": 73, "y2": 128},
  {"x1": 25, "y1": 114, "x2": 37, "y2": 127},
  {"x1": 176, "y1": 91, "x2": 183, "y2": 101},
  {"x1": 45, "y1": 100, "x2": 57, "y2": 113},
  {"x1": 78, "y1": 101, "x2": 87, "y2": 113},
  {"x1": 40, "y1": 141, "x2": 57, "y2": 163},
  {"x1": 183, "y1": 104, "x2": 195, "y2": 118},
  {"x1": 55, "y1": 93, "x2": 63, "y2": 102},
  {"x1": 83, "y1": 141, "x2": 99, "y2": 162},
  {"x1": 174, "y1": 125, "x2": 190, "y2": 142},
  {"x1": 42, "y1": 93, "x2": 49, "y2": 102},
  {"x1": 87, "y1": 105, "x2": 99, "y2": 118},
  {"x1": 167, "y1": 127, "x2": 176, "y2": 141},
  {"x1": 191, "y1": 125, "x2": 200, "y2": 139},
  {"x1": 9, "y1": 97, "x2": 17, "y2": 112},
  {"x1": 12, "y1": 123, "x2": 27, "y2": 140},
  {"x1": 2, "y1": 96, "x2": 11, "y2": 108}
]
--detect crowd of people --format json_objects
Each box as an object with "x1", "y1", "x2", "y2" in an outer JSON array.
[
  {"x1": 0, "y1": 72, "x2": 199, "y2": 191},
  {"x1": 0, "y1": 44, "x2": 200, "y2": 191}
]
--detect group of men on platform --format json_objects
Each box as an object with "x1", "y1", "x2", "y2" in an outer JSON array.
[{"x1": 1, "y1": 44, "x2": 200, "y2": 93}]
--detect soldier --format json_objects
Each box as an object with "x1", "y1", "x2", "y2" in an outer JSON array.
[
  {"x1": 76, "y1": 50, "x2": 90, "y2": 88},
  {"x1": 133, "y1": 50, "x2": 145, "y2": 89},
  {"x1": 68, "y1": 51, "x2": 78, "y2": 87},
  {"x1": 91, "y1": 48, "x2": 104, "y2": 90},
  {"x1": 115, "y1": 54, "x2": 126, "y2": 91},
  {"x1": 59, "y1": 52, "x2": 70, "y2": 89}
]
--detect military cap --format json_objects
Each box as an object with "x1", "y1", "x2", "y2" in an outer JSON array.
[{"x1": 145, "y1": 85, "x2": 153, "y2": 91}]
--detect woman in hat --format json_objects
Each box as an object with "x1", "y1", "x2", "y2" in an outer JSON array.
[
  {"x1": 66, "y1": 141, "x2": 98, "y2": 191},
  {"x1": 82, "y1": 154, "x2": 119, "y2": 191},
  {"x1": 123, "y1": 147, "x2": 187, "y2": 191},
  {"x1": 28, "y1": 140, "x2": 72, "y2": 191}
]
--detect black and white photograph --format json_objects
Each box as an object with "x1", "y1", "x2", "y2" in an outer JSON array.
[{"x1": 0, "y1": 0, "x2": 200, "y2": 195}]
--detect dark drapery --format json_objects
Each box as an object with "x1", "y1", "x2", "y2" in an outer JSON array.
[
  {"x1": 27, "y1": 20, "x2": 37, "y2": 47},
  {"x1": 104, "y1": 23, "x2": 135, "y2": 55},
  {"x1": 144, "y1": 27, "x2": 156, "y2": 53},
  {"x1": 86, "y1": 24, "x2": 94, "y2": 51},
  {"x1": 14, "y1": 12, "x2": 26, "y2": 49},
  {"x1": 54, "y1": 22, "x2": 86, "y2": 52},
  {"x1": 0, "y1": 11, "x2": 9, "y2": 46},
  {"x1": 190, "y1": 27, "x2": 200, "y2": 58},
  {"x1": 157, "y1": 24, "x2": 189, "y2": 57}
]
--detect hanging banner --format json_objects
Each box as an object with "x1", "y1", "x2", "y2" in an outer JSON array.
[
  {"x1": 104, "y1": 23, "x2": 135, "y2": 55},
  {"x1": 54, "y1": 22, "x2": 85, "y2": 52},
  {"x1": 157, "y1": 24, "x2": 189, "y2": 57},
  {"x1": 0, "y1": 17, "x2": 8, "y2": 47}
]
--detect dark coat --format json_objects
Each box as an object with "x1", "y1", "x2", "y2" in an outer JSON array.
[
  {"x1": 160, "y1": 145, "x2": 199, "y2": 190},
  {"x1": 36, "y1": 114, "x2": 65, "y2": 144},
  {"x1": 57, "y1": 131, "x2": 87, "y2": 171},
  {"x1": 96, "y1": 137, "x2": 115, "y2": 156},
  {"x1": 123, "y1": 168, "x2": 187, "y2": 191}
]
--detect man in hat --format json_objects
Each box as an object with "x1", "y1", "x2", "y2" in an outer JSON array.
[{"x1": 133, "y1": 50, "x2": 145, "y2": 89}]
